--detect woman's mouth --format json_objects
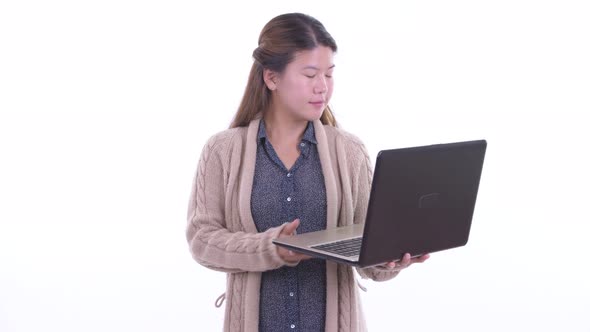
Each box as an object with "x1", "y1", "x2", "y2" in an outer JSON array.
[{"x1": 310, "y1": 101, "x2": 325, "y2": 108}]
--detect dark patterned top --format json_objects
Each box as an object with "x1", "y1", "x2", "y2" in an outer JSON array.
[{"x1": 251, "y1": 120, "x2": 327, "y2": 332}]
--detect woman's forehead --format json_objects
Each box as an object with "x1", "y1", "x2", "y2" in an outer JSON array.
[{"x1": 291, "y1": 46, "x2": 335, "y2": 69}]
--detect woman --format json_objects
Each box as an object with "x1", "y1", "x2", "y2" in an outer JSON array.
[{"x1": 186, "y1": 13, "x2": 429, "y2": 331}]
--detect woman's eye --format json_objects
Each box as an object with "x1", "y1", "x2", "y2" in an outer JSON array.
[{"x1": 305, "y1": 74, "x2": 316, "y2": 78}]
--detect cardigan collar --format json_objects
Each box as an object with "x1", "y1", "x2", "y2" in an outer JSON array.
[{"x1": 257, "y1": 120, "x2": 318, "y2": 145}]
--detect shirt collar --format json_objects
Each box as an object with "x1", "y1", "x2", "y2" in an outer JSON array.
[
  {"x1": 257, "y1": 121, "x2": 318, "y2": 145},
  {"x1": 302, "y1": 121, "x2": 318, "y2": 145},
  {"x1": 257, "y1": 120, "x2": 269, "y2": 145}
]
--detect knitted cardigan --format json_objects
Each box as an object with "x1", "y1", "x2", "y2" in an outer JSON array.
[{"x1": 186, "y1": 118, "x2": 399, "y2": 331}]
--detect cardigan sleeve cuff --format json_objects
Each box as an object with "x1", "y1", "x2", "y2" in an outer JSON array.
[{"x1": 356, "y1": 265, "x2": 400, "y2": 282}]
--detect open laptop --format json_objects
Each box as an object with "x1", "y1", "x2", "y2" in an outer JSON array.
[{"x1": 272, "y1": 139, "x2": 487, "y2": 268}]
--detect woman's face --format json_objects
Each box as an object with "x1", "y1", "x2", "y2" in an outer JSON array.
[{"x1": 270, "y1": 46, "x2": 335, "y2": 122}]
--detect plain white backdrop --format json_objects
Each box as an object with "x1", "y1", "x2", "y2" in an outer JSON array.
[{"x1": 1, "y1": 1, "x2": 589, "y2": 331}]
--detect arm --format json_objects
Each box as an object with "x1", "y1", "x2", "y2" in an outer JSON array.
[{"x1": 186, "y1": 136, "x2": 295, "y2": 273}]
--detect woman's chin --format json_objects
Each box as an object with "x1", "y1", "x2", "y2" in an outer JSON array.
[{"x1": 304, "y1": 108, "x2": 325, "y2": 122}]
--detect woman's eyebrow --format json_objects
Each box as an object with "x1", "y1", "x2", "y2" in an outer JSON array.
[{"x1": 302, "y1": 64, "x2": 336, "y2": 70}]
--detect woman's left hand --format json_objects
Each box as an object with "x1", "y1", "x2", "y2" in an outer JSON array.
[{"x1": 381, "y1": 253, "x2": 430, "y2": 272}]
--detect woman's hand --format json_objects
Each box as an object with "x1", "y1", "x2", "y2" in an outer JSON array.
[
  {"x1": 381, "y1": 253, "x2": 430, "y2": 272},
  {"x1": 276, "y1": 219, "x2": 312, "y2": 264}
]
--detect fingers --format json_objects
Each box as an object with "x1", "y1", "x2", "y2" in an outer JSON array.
[
  {"x1": 384, "y1": 261, "x2": 396, "y2": 269},
  {"x1": 285, "y1": 250, "x2": 311, "y2": 261},
  {"x1": 391, "y1": 253, "x2": 411, "y2": 270},
  {"x1": 383, "y1": 253, "x2": 431, "y2": 270},
  {"x1": 381, "y1": 256, "x2": 406, "y2": 270},
  {"x1": 276, "y1": 219, "x2": 312, "y2": 263},
  {"x1": 401, "y1": 253, "x2": 412, "y2": 265},
  {"x1": 281, "y1": 219, "x2": 300, "y2": 236},
  {"x1": 415, "y1": 253, "x2": 430, "y2": 263},
  {"x1": 278, "y1": 246, "x2": 312, "y2": 263},
  {"x1": 408, "y1": 253, "x2": 430, "y2": 264}
]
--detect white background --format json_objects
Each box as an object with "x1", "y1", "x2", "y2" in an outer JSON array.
[{"x1": 1, "y1": 1, "x2": 589, "y2": 331}]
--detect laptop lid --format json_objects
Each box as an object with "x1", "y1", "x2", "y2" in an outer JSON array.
[{"x1": 357, "y1": 139, "x2": 487, "y2": 267}]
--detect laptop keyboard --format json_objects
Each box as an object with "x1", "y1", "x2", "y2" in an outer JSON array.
[{"x1": 311, "y1": 237, "x2": 362, "y2": 257}]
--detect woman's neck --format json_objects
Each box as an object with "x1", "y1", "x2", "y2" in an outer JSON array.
[
  {"x1": 263, "y1": 110, "x2": 308, "y2": 170},
  {"x1": 263, "y1": 111, "x2": 308, "y2": 147}
]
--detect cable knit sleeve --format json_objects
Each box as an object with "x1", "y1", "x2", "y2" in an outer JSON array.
[
  {"x1": 351, "y1": 140, "x2": 401, "y2": 281},
  {"x1": 186, "y1": 133, "x2": 294, "y2": 273}
]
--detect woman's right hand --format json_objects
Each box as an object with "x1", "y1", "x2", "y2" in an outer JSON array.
[{"x1": 276, "y1": 219, "x2": 312, "y2": 264}]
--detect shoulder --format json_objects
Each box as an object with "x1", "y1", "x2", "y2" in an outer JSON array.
[
  {"x1": 322, "y1": 125, "x2": 369, "y2": 157},
  {"x1": 206, "y1": 126, "x2": 246, "y2": 148},
  {"x1": 199, "y1": 126, "x2": 248, "y2": 161}
]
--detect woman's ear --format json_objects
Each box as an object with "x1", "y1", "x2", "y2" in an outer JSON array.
[{"x1": 263, "y1": 69, "x2": 278, "y2": 91}]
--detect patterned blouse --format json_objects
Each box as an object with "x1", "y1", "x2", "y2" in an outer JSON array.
[{"x1": 251, "y1": 120, "x2": 327, "y2": 332}]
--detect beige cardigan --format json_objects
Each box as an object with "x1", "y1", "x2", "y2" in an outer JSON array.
[{"x1": 186, "y1": 119, "x2": 399, "y2": 331}]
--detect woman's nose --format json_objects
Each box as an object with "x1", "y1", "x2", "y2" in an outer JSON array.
[{"x1": 314, "y1": 76, "x2": 328, "y2": 94}]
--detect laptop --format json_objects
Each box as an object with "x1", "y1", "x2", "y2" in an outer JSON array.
[{"x1": 272, "y1": 139, "x2": 487, "y2": 268}]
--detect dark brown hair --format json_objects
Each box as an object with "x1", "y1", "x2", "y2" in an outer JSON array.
[{"x1": 230, "y1": 13, "x2": 338, "y2": 128}]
